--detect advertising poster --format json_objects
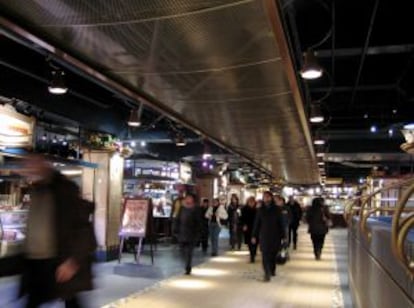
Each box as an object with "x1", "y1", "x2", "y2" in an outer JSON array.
[{"x1": 119, "y1": 198, "x2": 149, "y2": 237}]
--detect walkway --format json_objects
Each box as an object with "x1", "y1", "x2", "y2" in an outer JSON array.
[{"x1": 103, "y1": 228, "x2": 351, "y2": 308}]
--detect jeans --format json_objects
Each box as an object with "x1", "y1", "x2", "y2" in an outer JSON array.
[
  {"x1": 209, "y1": 223, "x2": 221, "y2": 255},
  {"x1": 180, "y1": 242, "x2": 195, "y2": 273},
  {"x1": 311, "y1": 234, "x2": 326, "y2": 257}
]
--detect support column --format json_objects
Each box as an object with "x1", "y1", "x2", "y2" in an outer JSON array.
[
  {"x1": 82, "y1": 150, "x2": 124, "y2": 262},
  {"x1": 196, "y1": 176, "x2": 217, "y2": 202}
]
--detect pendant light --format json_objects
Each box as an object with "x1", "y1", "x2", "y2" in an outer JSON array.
[
  {"x1": 300, "y1": 49, "x2": 323, "y2": 80},
  {"x1": 202, "y1": 142, "x2": 212, "y2": 160},
  {"x1": 48, "y1": 70, "x2": 68, "y2": 95},
  {"x1": 175, "y1": 134, "x2": 187, "y2": 147},
  {"x1": 310, "y1": 103, "x2": 324, "y2": 123},
  {"x1": 127, "y1": 108, "x2": 141, "y2": 127}
]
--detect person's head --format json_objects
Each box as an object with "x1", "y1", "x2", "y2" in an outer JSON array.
[
  {"x1": 202, "y1": 198, "x2": 209, "y2": 207},
  {"x1": 230, "y1": 194, "x2": 239, "y2": 205},
  {"x1": 213, "y1": 198, "x2": 220, "y2": 207},
  {"x1": 18, "y1": 154, "x2": 54, "y2": 181},
  {"x1": 262, "y1": 191, "x2": 273, "y2": 205},
  {"x1": 184, "y1": 194, "x2": 197, "y2": 208},
  {"x1": 288, "y1": 196, "x2": 295, "y2": 204},
  {"x1": 274, "y1": 195, "x2": 285, "y2": 206},
  {"x1": 246, "y1": 196, "x2": 256, "y2": 208},
  {"x1": 312, "y1": 197, "x2": 325, "y2": 208}
]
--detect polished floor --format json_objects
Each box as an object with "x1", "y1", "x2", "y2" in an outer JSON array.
[{"x1": 103, "y1": 228, "x2": 351, "y2": 308}]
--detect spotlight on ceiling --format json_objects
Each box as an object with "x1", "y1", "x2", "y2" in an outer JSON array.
[
  {"x1": 310, "y1": 103, "x2": 324, "y2": 123},
  {"x1": 127, "y1": 108, "x2": 141, "y2": 127},
  {"x1": 318, "y1": 161, "x2": 325, "y2": 166},
  {"x1": 314, "y1": 138, "x2": 325, "y2": 145},
  {"x1": 300, "y1": 49, "x2": 323, "y2": 80},
  {"x1": 370, "y1": 125, "x2": 377, "y2": 133},
  {"x1": 316, "y1": 152, "x2": 325, "y2": 158},
  {"x1": 175, "y1": 135, "x2": 187, "y2": 147},
  {"x1": 48, "y1": 70, "x2": 68, "y2": 95}
]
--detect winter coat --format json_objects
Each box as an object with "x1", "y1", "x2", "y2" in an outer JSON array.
[
  {"x1": 174, "y1": 206, "x2": 202, "y2": 243},
  {"x1": 205, "y1": 205, "x2": 228, "y2": 227},
  {"x1": 227, "y1": 203, "x2": 242, "y2": 230},
  {"x1": 252, "y1": 203, "x2": 285, "y2": 252},
  {"x1": 20, "y1": 171, "x2": 94, "y2": 300},
  {"x1": 240, "y1": 206, "x2": 257, "y2": 244},
  {"x1": 307, "y1": 205, "x2": 331, "y2": 235}
]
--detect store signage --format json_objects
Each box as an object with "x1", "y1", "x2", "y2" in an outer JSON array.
[
  {"x1": 119, "y1": 198, "x2": 150, "y2": 237},
  {"x1": 0, "y1": 104, "x2": 35, "y2": 148}
]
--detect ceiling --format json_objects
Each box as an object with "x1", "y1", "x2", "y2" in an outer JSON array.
[
  {"x1": 0, "y1": 0, "x2": 321, "y2": 184},
  {"x1": 281, "y1": 0, "x2": 414, "y2": 181}
]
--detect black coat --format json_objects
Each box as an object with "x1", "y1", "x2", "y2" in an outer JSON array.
[
  {"x1": 20, "y1": 171, "x2": 94, "y2": 300},
  {"x1": 307, "y1": 205, "x2": 330, "y2": 235},
  {"x1": 174, "y1": 206, "x2": 202, "y2": 244},
  {"x1": 240, "y1": 206, "x2": 256, "y2": 244},
  {"x1": 253, "y1": 203, "x2": 285, "y2": 252},
  {"x1": 289, "y1": 202, "x2": 303, "y2": 226}
]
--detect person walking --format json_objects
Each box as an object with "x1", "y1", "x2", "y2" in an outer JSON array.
[
  {"x1": 205, "y1": 198, "x2": 228, "y2": 256},
  {"x1": 18, "y1": 155, "x2": 95, "y2": 308},
  {"x1": 307, "y1": 197, "x2": 331, "y2": 260},
  {"x1": 199, "y1": 199, "x2": 210, "y2": 253},
  {"x1": 173, "y1": 194, "x2": 202, "y2": 275},
  {"x1": 274, "y1": 195, "x2": 290, "y2": 241},
  {"x1": 227, "y1": 194, "x2": 243, "y2": 250},
  {"x1": 287, "y1": 196, "x2": 303, "y2": 250},
  {"x1": 252, "y1": 191, "x2": 285, "y2": 282},
  {"x1": 241, "y1": 197, "x2": 257, "y2": 263}
]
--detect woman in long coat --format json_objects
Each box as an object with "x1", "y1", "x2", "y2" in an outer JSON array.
[
  {"x1": 306, "y1": 197, "x2": 331, "y2": 260},
  {"x1": 240, "y1": 197, "x2": 257, "y2": 263}
]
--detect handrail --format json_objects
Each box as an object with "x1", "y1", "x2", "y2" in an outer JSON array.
[{"x1": 392, "y1": 180, "x2": 414, "y2": 277}]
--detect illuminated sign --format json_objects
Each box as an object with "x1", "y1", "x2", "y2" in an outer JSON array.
[{"x1": 0, "y1": 104, "x2": 35, "y2": 148}]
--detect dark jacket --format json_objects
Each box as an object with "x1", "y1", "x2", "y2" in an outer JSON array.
[
  {"x1": 289, "y1": 201, "x2": 303, "y2": 226},
  {"x1": 200, "y1": 206, "x2": 209, "y2": 240},
  {"x1": 307, "y1": 205, "x2": 331, "y2": 235},
  {"x1": 253, "y1": 202, "x2": 285, "y2": 252},
  {"x1": 227, "y1": 203, "x2": 241, "y2": 230},
  {"x1": 174, "y1": 206, "x2": 202, "y2": 243},
  {"x1": 240, "y1": 206, "x2": 256, "y2": 244},
  {"x1": 20, "y1": 171, "x2": 95, "y2": 300}
]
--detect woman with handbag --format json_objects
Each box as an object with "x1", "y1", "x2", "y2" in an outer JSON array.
[
  {"x1": 306, "y1": 197, "x2": 331, "y2": 260},
  {"x1": 205, "y1": 198, "x2": 228, "y2": 256}
]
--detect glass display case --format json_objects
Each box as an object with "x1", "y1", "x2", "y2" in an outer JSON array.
[{"x1": 0, "y1": 210, "x2": 28, "y2": 257}]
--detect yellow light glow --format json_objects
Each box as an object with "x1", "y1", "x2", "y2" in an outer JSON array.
[
  {"x1": 191, "y1": 268, "x2": 228, "y2": 277},
  {"x1": 229, "y1": 251, "x2": 249, "y2": 256},
  {"x1": 168, "y1": 278, "x2": 213, "y2": 290},
  {"x1": 209, "y1": 256, "x2": 239, "y2": 263}
]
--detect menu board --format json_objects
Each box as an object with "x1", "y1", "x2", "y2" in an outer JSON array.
[{"x1": 119, "y1": 198, "x2": 149, "y2": 237}]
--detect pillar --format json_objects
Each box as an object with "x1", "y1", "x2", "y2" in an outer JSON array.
[{"x1": 82, "y1": 150, "x2": 124, "y2": 261}]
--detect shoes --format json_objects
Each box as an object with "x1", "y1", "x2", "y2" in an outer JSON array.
[
  {"x1": 264, "y1": 275, "x2": 271, "y2": 282},
  {"x1": 185, "y1": 267, "x2": 192, "y2": 275},
  {"x1": 293, "y1": 244, "x2": 297, "y2": 250},
  {"x1": 250, "y1": 258, "x2": 255, "y2": 263},
  {"x1": 211, "y1": 252, "x2": 218, "y2": 257}
]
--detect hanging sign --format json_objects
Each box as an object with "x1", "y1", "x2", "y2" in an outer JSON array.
[
  {"x1": 0, "y1": 104, "x2": 35, "y2": 148},
  {"x1": 119, "y1": 198, "x2": 150, "y2": 237}
]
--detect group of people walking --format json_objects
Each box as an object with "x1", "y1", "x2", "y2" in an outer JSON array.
[{"x1": 174, "y1": 191, "x2": 332, "y2": 280}]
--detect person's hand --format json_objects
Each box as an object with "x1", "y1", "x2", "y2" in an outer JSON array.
[
  {"x1": 243, "y1": 225, "x2": 248, "y2": 232},
  {"x1": 56, "y1": 258, "x2": 79, "y2": 283},
  {"x1": 251, "y1": 237, "x2": 257, "y2": 245}
]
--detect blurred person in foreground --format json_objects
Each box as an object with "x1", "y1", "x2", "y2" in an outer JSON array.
[
  {"x1": 287, "y1": 196, "x2": 303, "y2": 250},
  {"x1": 252, "y1": 191, "x2": 285, "y2": 282},
  {"x1": 173, "y1": 194, "x2": 202, "y2": 275},
  {"x1": 18, "y1": 155, "x2": 95, "y2": 308},
  {"x1": 306, "y1": 197, "x2": 331, "y2": 260}
]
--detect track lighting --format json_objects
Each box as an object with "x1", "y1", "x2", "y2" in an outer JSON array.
[
  {"x1": 48, "y1": 70, "x2": 68, "y2": 95},
  {"x1": 300, "y1": 49, "x2": 323, "y2": 80},
  {"x1": 310, "y1": 103, "x2": 324, "y2": 123}
]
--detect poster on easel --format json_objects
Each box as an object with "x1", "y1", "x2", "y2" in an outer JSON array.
[{"x1": 118, "y1": 198, "x2": 154, "y2": 264}]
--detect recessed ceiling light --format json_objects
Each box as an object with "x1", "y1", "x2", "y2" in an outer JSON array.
[{"x1": 300, "y1": 50, "x2": 323, "y2": 80}]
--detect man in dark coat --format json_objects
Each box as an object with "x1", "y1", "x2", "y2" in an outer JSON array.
[
  {"x1": 173, "y1": 194, "x2": 202, "y2": 275},
  {"x1": 252, "y1": 191, "x2": 285, "y2": 282},
  {"x1": 240, "y1": 197, "x2": 257, "y2": 263},
  {"x1": 287, "y1": 196, "x2": 303, "y2": 250},
  {"x1": 19, "y1": 155, "x2": 95, "y2": 308}
]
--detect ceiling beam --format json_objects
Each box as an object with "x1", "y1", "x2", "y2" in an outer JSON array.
[
  {"x1": 311, "y1": 84, "x2": 395, "y2": 93},
  {"x1": 316, "y1": 44, "x2": 414, "y2": 58}
]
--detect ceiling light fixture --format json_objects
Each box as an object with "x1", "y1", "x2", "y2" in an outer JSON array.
[
  {"x1": 318, "y1": 161, "x2": 325, "y2": 166},
  {"x1": 175, "y1": 135, "x2": 187, "y2": 147},
  {"x1": 48, "y1": 70, "x2": 68, "y2": 95},
  {"x1": 127, "y1": 109, "x2": 141, "y2": 127},
  {"x1": 300, "y1": 49, "x2": 323, "y2": 80},
  {"x1": 310, "y1": 103, "x2": 324, "y2": 123},
  {"x1": 370, "y1": 125, "x2": 377, "y2": 133},
  {"x1": 140, "y1": 140, "x2": 146, "y2": 147},
  {"x1": 314, "y1": 139, "x2": 325, "y2": 145},
  {"x1": 316, "y1": 152, "x2": 325, "y2": 157}
]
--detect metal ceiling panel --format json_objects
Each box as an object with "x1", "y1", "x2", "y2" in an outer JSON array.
[{"x1": 0, "y1": 0, "x2": 318, "y2": 184}]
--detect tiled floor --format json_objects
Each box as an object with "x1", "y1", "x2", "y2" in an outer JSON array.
[{"x1": 104, "y1": 228, "x2": 352, "y2": 308}]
